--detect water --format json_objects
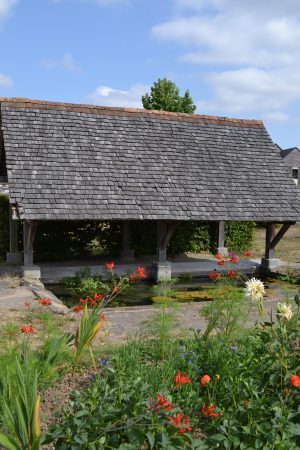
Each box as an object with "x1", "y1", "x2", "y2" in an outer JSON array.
[{"x1": 46, "y1": 275, "x2": 299, "y2": 308}]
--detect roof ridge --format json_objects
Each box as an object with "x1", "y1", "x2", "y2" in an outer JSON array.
[{"x1": 0, "y1": 97, "x2": 264, "y2": 127}]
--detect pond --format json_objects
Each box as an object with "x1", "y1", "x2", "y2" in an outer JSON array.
[{"x1": 46, "y1": 275, "x2": 299, "y2": 308}]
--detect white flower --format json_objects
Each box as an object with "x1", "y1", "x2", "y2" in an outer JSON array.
[
  {"x1": 276, "y1": 302, "x2": 293, "y2": 321},
  {"x1": 244, "y1": 278, "x2": 265, "y2": 302}
]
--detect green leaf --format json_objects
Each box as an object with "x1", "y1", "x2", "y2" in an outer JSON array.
[
  {"x1": 146, "y1": 431, "x2": 155, "y2": 449},
  {"x1": 0, "y1": 432, "x2": 20, "y2": 450},
  {"x1": 287, "y1": 423, "x2": 300, "y2": 436}
]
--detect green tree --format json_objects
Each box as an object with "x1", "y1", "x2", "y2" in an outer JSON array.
[{"x1": 142, "y1": 78, "x2": 196, "y2": 113}]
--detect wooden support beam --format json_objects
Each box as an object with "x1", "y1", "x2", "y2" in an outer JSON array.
[
  {"x1": 265, "y1": 222, "x2": 295, "y2": 260},
  {"x1": 218, "y1": 221, "x2": 225, "y2": 248},
  {"x1": 23, "y1": 220, "x2": 38, "y2": 266},
  {"x1": 271, "y1": 223, "x2": 294, "y2": 249},
  {"x1": 121, "y1": 221, "x2": 135, "y2": 262},
  {"x1": 9, "y1": 205, "x2": 18, "y2": 253},
  {"x1": 157, "y1": 221, "x2": 177, "y2": 263}
]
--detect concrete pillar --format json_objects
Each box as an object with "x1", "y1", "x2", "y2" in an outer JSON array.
[
  {"x1": 152, "y1": 221, "x2": 174, "y2": 281},
  {"x1": 120, "y1": 221, "x2": 135, "y2": 262},
  {"x1": 216, "y1": 220, "x2": 228, "y2": 257},
  {"x1": 6, "y1": 205, "x2": 22, "y2": 264}
]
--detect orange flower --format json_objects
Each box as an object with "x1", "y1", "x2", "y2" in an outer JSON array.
[
  {"x1": 105, "y1": 262, "x2": 115, "y2": 270},
  {"x1": 175, "y1": 371, "x2": 191, "y2": 386},
  {"x1": 93, "y1": 293, "x2": 104, "y2": 301},
  {"x1": 202, "y1": 403, "x2": 219, "y2": 418},
  {"x1": 227, "y1": 270, "x2": 236, "y2": 278},
  {"x1": 21, "y1": 324, "x2": 36, "y2": 334},
  {"x1": 243, "y1": 251, "x2": 252, "y2": 257},
  {"x1": 290, "y1": 374, "x2": 300, "y2": 387},
  {"x1": 40, "y1": 298, "x2": 52, "y2": 306},
  {"x1": 79, "y1": 298, "x2": 89, "y2": 304},
  {"x1": 230, "y1": 256, "x2": 238, "y2": 264},
  {"x1": 217, "y1": 259, "x2": 225, "y2": 266},
  {"x1": 135, "y1": 266, "x2": 146, "y2": 278},
  {"x1": 101, "y1": 312, "x2": 106, "y2": 321},
  {"x1": 73, "y1": 305, "x2": 83, "y2": 313},
  {"x1": 129, "y1": 274, "x2": 138, "y2": 282},
  {"x1": 200, "y1": 374, "x2": 211, "y2": 386}
]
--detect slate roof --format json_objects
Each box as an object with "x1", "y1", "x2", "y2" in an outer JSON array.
[{"x1": 0, "y1": 98, "x2": 299, "y2": 222}]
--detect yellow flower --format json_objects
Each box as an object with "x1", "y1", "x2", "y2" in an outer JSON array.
[
  {"x1": 244, "y1": 278, "x2": 265, "y2": 302},
  {"x1": 215, "y1": 374, "x2": 220, "y2": 380}
]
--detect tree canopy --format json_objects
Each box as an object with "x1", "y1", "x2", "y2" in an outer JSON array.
[{"x1": 142, "y1": 78, "x2": 196, "y2": 114}]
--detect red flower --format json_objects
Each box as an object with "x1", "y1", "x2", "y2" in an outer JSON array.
[
  {"x1": 129, "y1": 274, "x2": 138, "y2": 282},
  {"x1": 40, "y1": 298, "x2": 52, "y2": 306},
  {"x1": 150, "y1": 394, "x2": 174, "y2": 412},
  {"x1": 227, "y1": 270, "x2": 236, "y2": 278},
  {"x1": 112, "y1": 287, "x2": 119, "y2": 294},
  {"x1": 202, "y1": 403, "x2": 219, "y2": 418},
  {"x1": 101, "y1": 312, "x2": 106, "y2": 321},
  {"x1": 217, "y1": 259, "x2": 225, "y2": 266},
  {"x1": 79, "y1": 298, "x2": 89, "y2": 304},
  {"x1": 167, "y1": 413, "x2": 192, "y2": 434},
  {"x1": 73, "y1": 304, "x2": 83, "y2": 313},
  {"x1": 230, "y1": 256, "x2": 238, "y2": 264},
  {"x1": 21, "y1": 324, "x2": 36, "y2": 334},
  {"x1": 105, "y1": 262, "x2": 115, "y2": 270},
  {"x1": 89, "y1": 299, "x2": 97, "y2": 307},
  {"x1": 200, "y1": 374, "x2": 211, "y2": 386},
  {"x1": 175, "y1": 371, "x2": 191, "y2": 386},
  {"x1": 243, "y1": 251, "x2": 252, "y2": 257},
  {"x1": 93, "y1": 293, "x2": 104, "y2": 301},
  {"x1": 135, "y1": 266, "x2": 146, "y2": 278},
  {"x1": 215, "y1": 252, "x2": 223, "y2": 260},
  {"x1": 168, "y1": 413, "x2": 184, "y2": 427},
  {"x1": 290, "y1": 374, "x2": 300, "y2": 387},
  {"x1": 209, "y1": 272, "x2": 215, "y2": 280}
]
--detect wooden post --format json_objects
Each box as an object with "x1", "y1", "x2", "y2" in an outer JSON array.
[
  {"x1": 218, "y1": 221, "x2": 225, "y2": 248},
  {"x1": 265, "y1": 223, "x2": 276, "y2": 259},
  {"x1": 157, "y1": 221, "x2": 168, "y2": 263},
  {"x1": 23, "y1": 220, "x2": 38, "y2": 266},
  {"x1": 121, "y1": 221, "x2": 135, "y2": 262},
  {"x1": 9, "y1": 205, "x2": 18, "y2": 253}
]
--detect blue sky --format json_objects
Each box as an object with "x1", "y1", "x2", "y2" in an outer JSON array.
[{"x1": 1, "y1": 0, "x2": 300, "y2": 148}]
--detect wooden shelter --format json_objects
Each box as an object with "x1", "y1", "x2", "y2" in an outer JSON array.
[{"x1": 0, "y1": 98, "x2": 299, "y2": 278}]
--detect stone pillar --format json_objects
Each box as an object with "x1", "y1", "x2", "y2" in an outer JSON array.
[
  {"x1": 216, "y1": 220, "x2": 228, "y2": 257},
  {"x1": 120, "y1": 221, "x2": 135, "y2": 263},
  {"x1": 6, "y1": 204, "x2": 22, "y2": 264},
  {"x1": 22, "y1": 220, "x2": 41, "y2": 279},
  {"x1": 261, "y1": 223, "x2": 280, "y2": 270}
]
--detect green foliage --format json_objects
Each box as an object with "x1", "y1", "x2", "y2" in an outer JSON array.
[
  {"x1": 224, "y1": 221, "x2": 255, "y2": 252},
  {"x1": 0, "y1": 194, "x2": 9, "y2": 260},
  {"x1": 0, "y1": 360, "x2": 41, "y2": 450},
  {"x1": 64, "y1": 268, "x2": 110, "y2": 299},
  {"x1": 142, "y1": 78, "x2": 196, "y2": 114}
]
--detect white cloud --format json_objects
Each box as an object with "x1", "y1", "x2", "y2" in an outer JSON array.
[
  {"x1": 198, "y1": 67, "x2": 300, "y2": 115},
  {"x1": 40, "y1": 53, "x2": 80, "y2": 72},
  {"x1": 88, "y1": 84, "x2": 148, "y2": 107},
  {"x1": 153, "y1": 15, "x2": 300, "y2": 68},
  {"x1": 152, "y1": 0, "x2": 300, "y2": 122},
  {"x1": 0, "y1": 73, "x2": 13, "y2": 87},
  {"x1": 0, "y1": 0, "x2": 18, "y2": 26}
]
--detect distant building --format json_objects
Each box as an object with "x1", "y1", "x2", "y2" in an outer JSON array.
[{"x1": 281, "y1": 147, "x2": 300, "y2": 186}]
